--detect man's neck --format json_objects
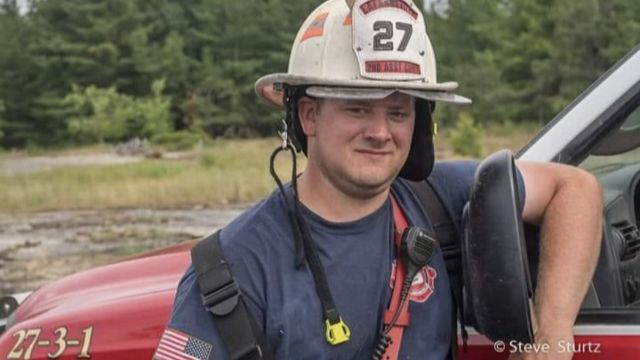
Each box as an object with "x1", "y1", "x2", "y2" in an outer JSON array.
[{"x1": 296, "y1": 171, "x2": 391, "y2": 223}]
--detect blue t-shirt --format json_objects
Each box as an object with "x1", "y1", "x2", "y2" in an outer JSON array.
[{"x1": 164, "y1": 161, "x2": 513, "y2": 359}]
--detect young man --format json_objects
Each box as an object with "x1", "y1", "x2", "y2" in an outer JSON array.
[{"x1": 156, "y1": 0, "x2": 602, "y2": 359}]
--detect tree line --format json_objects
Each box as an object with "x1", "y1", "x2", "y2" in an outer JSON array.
[
  {"x1": 429, "y1": 0, "x2": 640, "y2": 128},
  {"x1": 0, "y1": 0, "x2": 638, "y2": 149}
]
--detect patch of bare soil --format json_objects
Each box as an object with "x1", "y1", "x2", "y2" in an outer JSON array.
[
  {"x1": 0, "y1": 206, "x2": 246, "y2": 295},
  {"x1": 0, "y1": 153, "x2": 144, "y2": 175}
]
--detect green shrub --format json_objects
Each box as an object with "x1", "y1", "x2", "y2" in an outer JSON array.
[
  {"x1": 449, "y1": 112, "x2": 485, "y2": 157},
  {"x1": 64, "y1": 79, "x2": 172, "y2": 143}
]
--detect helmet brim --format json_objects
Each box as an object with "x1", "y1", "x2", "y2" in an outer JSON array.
[
  {"x1": 306, "y1": 86, "x2": 471, "y2": 105},
  {"x1": 255, "y1": 73, "x2": 472, "y2": 107}
]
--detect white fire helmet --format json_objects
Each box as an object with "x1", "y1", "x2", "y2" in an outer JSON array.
[
  {"x1": 256, "y1": 0, "x2": 471, "y2": 180},
  {"x1": 255, "y1": 0, "x2": 471, "y2": 107}
]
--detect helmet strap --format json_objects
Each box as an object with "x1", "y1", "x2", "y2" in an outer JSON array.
[
  {"x1": 268, "y1": 123, "x2": 351, "y2": 346},
  {"x1": 282, "y1": 84, "x2": 306, "y2": 154}
]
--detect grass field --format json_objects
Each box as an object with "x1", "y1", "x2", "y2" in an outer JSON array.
[{"x1": 0, "y1": 125, "x2": 539, "y2": 213}]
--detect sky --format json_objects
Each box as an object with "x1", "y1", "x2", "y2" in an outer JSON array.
[
  {"x1": 425, "y1": 0, "x2": 450, "y2": 15},
  {"x1": 15, "y1": 0, "x2": 29, "y2": 14}
]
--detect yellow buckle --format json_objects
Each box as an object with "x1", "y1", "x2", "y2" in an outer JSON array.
[{"x1": 325, "y1": 317, "x2": 351, "y2": 345}]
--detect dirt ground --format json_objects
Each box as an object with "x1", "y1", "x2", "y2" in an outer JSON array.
[
  {"x1": 0, "y1": 152, "x2": 242, "y2": 296},
  {"x1": 0, "y1": 206, "x2": 246, "y2": 295},
  {"x1": 0, "y1": 153, "x2": 143, "y2": 175}
]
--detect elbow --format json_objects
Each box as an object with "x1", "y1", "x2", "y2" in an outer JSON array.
[
  {"x1": 564, "y1": 167, "x2": 604, "y2": 246},
  {"x1": 568, "y1": 167, "x2": 603, "y2": 212}
]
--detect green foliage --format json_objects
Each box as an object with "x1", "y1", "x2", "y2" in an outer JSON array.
[
  {"x1": 448, "y1": 112, "x2": 484, "y2": 157},
  {"x1": 427, "y1": 0, "x2": 640, "y2": 126},
  {"x1": 0, "y1": 0, "x2": 320, "y2": 148},
  {"x1": 143, "y1": 79, "x2": 173, "y2": 136},
  {"x1": 65, "y1": 79, "x2": 171, "y2": 143},
  {"x1": 65, "y1": 86, "x2": 128, "y2": 142},
  {"x1": 1, "y1": 0, "x2": 639, "y2": 148},
  {"x1": 0, "y1": 2, "x2": 41, "y2": 147},
  {"x1": 0, "y1": 99, "x2": 5, "y2": 139}
]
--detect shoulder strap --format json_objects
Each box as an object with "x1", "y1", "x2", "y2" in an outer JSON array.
[
  {"x1": 404, "y1": 179, "x2": 466, "y2": 359},
  {"x1": 405, "y1": 179, "x2": 459, "y2": 271},
  {"x1": 191, "y1": 231, "x2": 275, "y2": 360}
]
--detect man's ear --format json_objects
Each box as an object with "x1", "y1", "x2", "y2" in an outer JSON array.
[{"x1": 297, "y1": 97, "x2": 319, "y2": 137}]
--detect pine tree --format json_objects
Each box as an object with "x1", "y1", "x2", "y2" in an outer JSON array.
[
  {"x1": 0, "y1": 0, "x2": 41, "y2": 147},
  {"x1": 544, "y1": 0, "x2": 640, "y2": 114},
  {"x1": 180, "y1": 0, "x2": 317, "y2": 136},
  {"x1": 18, "y1": 0, "x2": 142, "y2": 146}
]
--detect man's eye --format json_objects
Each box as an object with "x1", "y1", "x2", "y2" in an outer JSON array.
[
  {"x1": 389, "y1": 112, "x2": 410, "y2": 120},
  {"x1": 346, "y1": 107, "x2": 367, "y2": 115}
]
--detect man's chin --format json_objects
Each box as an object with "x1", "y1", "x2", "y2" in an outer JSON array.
[{"x1": 348, "y1": 174, "x2": 397, "y2": 198}]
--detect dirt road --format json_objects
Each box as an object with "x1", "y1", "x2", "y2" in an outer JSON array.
[{"x1": 0, "y1": 153, "x2": 143, "y2": 175}]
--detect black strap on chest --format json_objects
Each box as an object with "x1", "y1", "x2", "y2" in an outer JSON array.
[
  {"x1": 191, "y1": 231, "x2": 275, "y2": 360},
  {"x1": 404, "y1": 179, "x2": 465, "y2": 359}
]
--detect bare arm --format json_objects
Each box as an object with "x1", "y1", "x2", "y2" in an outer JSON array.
[{"x1": 515, "y1": 160, "x2": 603, "y2": 358}]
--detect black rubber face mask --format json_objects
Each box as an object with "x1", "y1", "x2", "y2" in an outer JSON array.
[{"x1": 284, "y1": 86, "x2": 435, "y2": 181}]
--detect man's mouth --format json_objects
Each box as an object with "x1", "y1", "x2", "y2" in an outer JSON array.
[{"x1": 355, "y1": 149, "x2": 391, "y2": 156}]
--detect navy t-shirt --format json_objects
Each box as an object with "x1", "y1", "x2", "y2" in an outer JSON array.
[{"x1": 164, "y1": 161, "x2": 523, "y2": 359}]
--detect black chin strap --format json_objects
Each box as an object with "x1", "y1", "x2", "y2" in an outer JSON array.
[
  {"x1": 268, "y1": 125, "x2": 351, "y2": 346},
  {"x1": 268, "y1": 140, "x2": 306, "y2": 268}
]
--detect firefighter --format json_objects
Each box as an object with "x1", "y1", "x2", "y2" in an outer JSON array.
[{"x1": 155, "y1": 0, "x2": 602, "y2": 359}]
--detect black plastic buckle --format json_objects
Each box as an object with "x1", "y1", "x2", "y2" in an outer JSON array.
[
  {"x1": 201, "y1": 281, "x2": 240, "y2": 316},
  {"x1": 237, "y1": 344, "x2": 263, "y2": 360}
]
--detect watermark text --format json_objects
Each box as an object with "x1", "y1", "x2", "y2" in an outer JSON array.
[{"x1": 492, "y1": 340, "x2": 602, "y2": 354}]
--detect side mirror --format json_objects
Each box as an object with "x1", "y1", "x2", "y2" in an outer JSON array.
[{"x1": 462, "y1": 149, "x2": 535, "y2": 343}]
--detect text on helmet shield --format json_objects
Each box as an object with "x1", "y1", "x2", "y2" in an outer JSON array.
[
  {"x1": 365, "y1": 60, "x2": 420, "y2": 74},
  {"x1": 352, "y1": 0, "x2": 427, "y2": 81},
  {"x1": 359, "y1": 0, "x2": 418, "y2": 19}
]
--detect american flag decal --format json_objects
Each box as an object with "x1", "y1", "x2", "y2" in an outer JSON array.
[{"x1": 154, "y1": 327, "x2": 213, "y2": 360}]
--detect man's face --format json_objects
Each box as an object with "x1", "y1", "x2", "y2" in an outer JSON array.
[{"x1": 299, "y1": 92, "x2": 415, "y2": 198}]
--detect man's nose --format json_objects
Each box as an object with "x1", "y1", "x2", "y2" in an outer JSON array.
[{"x1": 363, "y1": 111, "x2": 392, "y2": 142}]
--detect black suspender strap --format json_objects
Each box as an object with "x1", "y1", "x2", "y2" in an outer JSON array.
[
  {"x1": 191, "y1": 231, "x2": 275, "y2": 360},
  {"x1": 405, "y1": 179, "x2": 467, "y2": 359},
  {"x1": 405, "y1": 180, "x2": 459, "y2": 269}
]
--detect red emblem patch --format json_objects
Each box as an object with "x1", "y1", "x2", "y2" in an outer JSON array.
[
  {"x1": 365, "y1": 60, "x2": 421, "y2": 75},
  {"x1": 390, "y1": 261, "x2": 438, "y2": 303}
]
